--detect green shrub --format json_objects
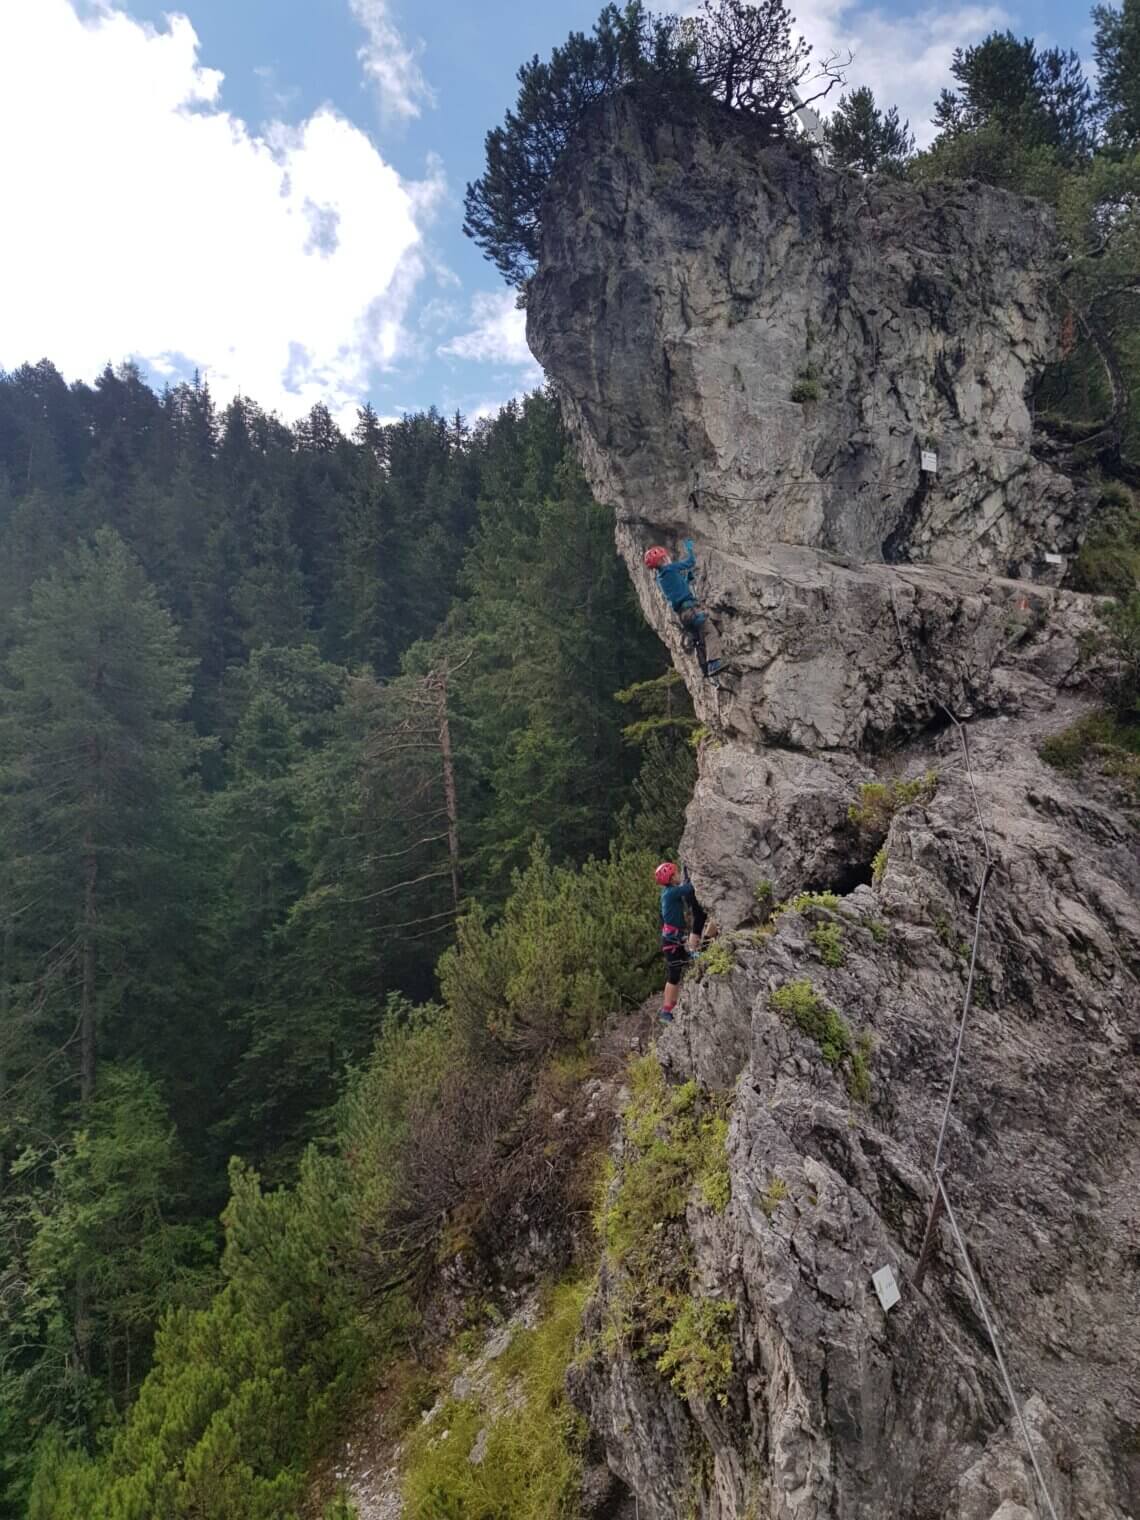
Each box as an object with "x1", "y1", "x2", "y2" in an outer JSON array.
[
  {"x1": 1070, "y1": 481, "x2": 1140, "y2": 598},
  {"x1": 790, "y1": 376, "x2": 821, "y2": 403},
  {"x1": 871, "y1": 845, "x2": 888, "y2": 884},
  {"x1": 849, "y1": 1033, "x2": 874, "y2": 1106},
  {"x1": 809, "y1": 921, "x2": 846, "y2": 967},
  {"x1": 848, "y1": 771, "x2": 937, "y2": 835},
  {"x1": 655, "y1": 1297, "x2": 735, "y2": 1406},
  {"x1": 770, "y1": 980, "x2": 850, "y2": 1064},
  {"x1": 596, "y1": 1056, "x2": 731, "y2": 1366},
  {"x1": 400, "y1": 1278, "x2": 590, "y2": 1519},
  {"x1": 698, "y1": 939, "x2": 735, "y2": 975},
  {"x1": 1040, "y1": 709, "x2": 1140, "y2": 799},
  {"x1": 788, "y1": 889, "x2": 840, "y2": 913},
  {"x1": 439, "y1": 840, "x2": 659, "y2": 1057},
  {"x1": 769, "y1": 981, "x2": 872, "y2": 1102}
]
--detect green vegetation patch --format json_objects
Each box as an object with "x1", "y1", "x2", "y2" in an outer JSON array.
[
  {"x1": 595, "y1": 1057, "x2": 733, "y2": 1401},
  {"x1": 697, "y1": 939, "x2": 735, "y2": 976},
  {"x1": 848, "y1": 771, "x2": 938, "y2": 835},
  {"x1": 1070, "y1": 481, "x2": 1140, "y2": 598},
  {"x1": 400, "y1": 1278, "x2": 591, "y2": 1520},
  {"x1": 809, "y1": 920, "x2": 846, "y2": 967},
  {"x1": 759, "y1": 1176, "x2": 789, "y2": 1217},
  {"x1": 1040, "y1": 711, "x2": 1140, "y2": 798},
  {"x1": 769, "y1": 980, "x2": 872, "y2": 1102},
  {"x1": 655, "y1": 1297, "x2": 736, "y2": 1406}
]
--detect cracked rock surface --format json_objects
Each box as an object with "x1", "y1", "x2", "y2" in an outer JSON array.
[{"x1": 530, "y1": 89, "x2": 1140, "y2": 1520}]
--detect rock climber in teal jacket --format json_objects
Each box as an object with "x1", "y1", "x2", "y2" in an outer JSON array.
[
  {"x1": 643, "y1": 541, "x2": 724, "y2": 679},
  {"x1": 654, "y1": 861, "x2": 708, "y2": 1023},
  {"x1": 650, "y1": 539, "x2": 698, "y2": 609}
]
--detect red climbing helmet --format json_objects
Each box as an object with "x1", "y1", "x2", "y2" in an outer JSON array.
[
  {"x1": 643, "y1": 546, "x2": 669, "y2": 570},
  {"x1": 654, "y1": 861, "x2": 677, "y2": 886}
]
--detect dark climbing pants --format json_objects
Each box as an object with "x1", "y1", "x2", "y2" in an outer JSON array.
[{"x1": 677, "y1": 600, "x2": 723, "y2": 672}]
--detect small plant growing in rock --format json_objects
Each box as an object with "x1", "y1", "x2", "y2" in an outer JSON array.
[
  {"x1": 770, "y1": 979, "x2": 851, "y2": 1064},
  {"x1": 759, "y1": 1176, "x2": 788, "y2": 1217},
  {"x1": 754, "y1": 878, "x2": 774, "y2": 905},
  {"x1": 596, "y1": 1056, "x2": 733, "y2": 1355},
  {"x1": 849, "y1": 771, "x2": 937, "y2": 834},
  {"x1": 790, "y1": 366, "x2": 821, "y2": 403},
  {"x1": 789, "y1": 889, "x2": 840, "y2": 913},
  {"x1": 769, "y1": 980, "x2": 872, "y2": 1102},
  {"x1": 849, "y1": 1032, "x2": 874, "y2": 1105},
  {"x1": 699, "y1": 939, "x2": 735, "y2": 975},
  {"x1": 655, "y1": 1297, "x2": 735, "y2": 1406},
  {"x1": 810, "y1": 920, "x2": 846, "y2": 967},
  {"x1": 865, "y1": 917, "x2": 888, "y2": 943},
  {"x1": 871, "y1": 845, "x2": 888, "y2": 884},
  {"x1": 697, "y1": 1114, "x2": 731, "y2": 1213}
]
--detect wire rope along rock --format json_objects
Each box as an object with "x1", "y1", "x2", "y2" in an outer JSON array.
[
  {"x1": 889, "y1": 574, "x2": 1065, "y2": 1517},
  {"x1": 937, "y1": 1175, "x2": 1062, "y2": 1520}
]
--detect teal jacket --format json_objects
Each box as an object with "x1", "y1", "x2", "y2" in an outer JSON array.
[
  {"x1": 660, "y1": 879, "x2": 695, "y2": 938},
  {"x1": 654, "y1": 540, "x2": 697, "y2": 610}
]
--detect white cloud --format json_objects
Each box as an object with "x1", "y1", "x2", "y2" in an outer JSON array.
[
  {"x1": 662, "y1": 0, "x2": 1009, "y2": 146},
  {"x1": 439, "y1": 291, "x2": 541, "y2": 380},
  {"x1": 0, "y1": 0, "x2": 445, "y2": 421},
  {"x1": 348, "y1": 0, "x2": 434, "y2": 121},
  {"x1": 792, "y1": 0, "x2": 1009, "y2": 145}
]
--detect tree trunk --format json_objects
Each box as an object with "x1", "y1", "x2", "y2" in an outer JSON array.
[{"x1": 436, "y1": 667, "x2": 461, "y2": 916}]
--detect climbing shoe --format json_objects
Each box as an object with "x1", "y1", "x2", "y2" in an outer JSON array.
[
  {"x1": 658, "y1": 1008, "x2": 674, "y2": 1024},
  {"x1": 705, "y1": 659, "x2": 723, "y2": 676}
]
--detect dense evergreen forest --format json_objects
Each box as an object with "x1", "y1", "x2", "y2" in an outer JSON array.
[
  {"x1": 0, "y1": 0, "x2": 1137, "y2": 1515},
  {"x1": 0, "y1": 364, "x2": 694, "y2": 1514}
]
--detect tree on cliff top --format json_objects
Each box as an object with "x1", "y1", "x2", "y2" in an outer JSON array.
[
  {"x1": 825, "y1": 86, "x2": 915, "y2": 175},
  {"x1": 463, "y1": 0, "x2": 843, "y2": 286},
  {"x1": 932, "y1": 31, "x2": 1096, "y2": 162},
  {"x1": 462, "y1": 3, "x2": 692, "y2": 285},
  {"x1": 1094, "y1": 0, "x2": 1140, "y2": 149}
]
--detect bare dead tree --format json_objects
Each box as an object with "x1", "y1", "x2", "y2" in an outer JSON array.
[{"x1": 688, "y1": 0, "x2": 847, "y2": 128}]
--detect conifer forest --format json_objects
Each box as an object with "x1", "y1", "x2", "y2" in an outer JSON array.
[{"x1": 1, "y1": 0, "x2": 1138, "y2": 1515}]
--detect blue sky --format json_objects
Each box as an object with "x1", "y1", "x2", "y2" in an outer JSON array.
[{"x1": 0, "y1": 0, "x2": 1094, "y2": 430}]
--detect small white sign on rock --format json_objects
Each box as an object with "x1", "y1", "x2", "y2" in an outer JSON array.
[
  {"x1": 920, "y1": 449, "x2": 938, "y2": 474},
  {"x1": 872, "y1": 1264, "x2": 901, "y2": 1312},
  {"x1": 1043, "y1": 552, "x2": 1065, "y2": 566}
]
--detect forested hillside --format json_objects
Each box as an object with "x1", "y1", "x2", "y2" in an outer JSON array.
[
  {"x1": 1, "y1": 0, "x2": 1137, "y2": 1515},
  {"x1": 0, "y1": 366, "x2": 692, "y2": 1514}
]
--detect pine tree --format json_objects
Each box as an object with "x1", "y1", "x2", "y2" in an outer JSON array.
[
  {"x1": 825, "y1": 86, "x2": 914, "y2": 174},
  {"x1": 1094, "y1": 0, "x2": 1140, "y2": 149},
  {"x1": 0, "y1": 529, "x2": 205, "y2": 1111},
  {"x1": 934, "y1": 31, "x2": 1095, "y2": 161}
]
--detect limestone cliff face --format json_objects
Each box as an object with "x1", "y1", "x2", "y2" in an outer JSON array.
[{"x1": 528, "y1": 92, "x2": 1140, "y2": 1520}]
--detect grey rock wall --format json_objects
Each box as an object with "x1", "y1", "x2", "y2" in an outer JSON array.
[
  {"x1": 529, "y1": 90, "x2": 1140, "y2": 1520},
  {"x1": 529, "y1": 91, "x2": 1093, "y2": 582}
]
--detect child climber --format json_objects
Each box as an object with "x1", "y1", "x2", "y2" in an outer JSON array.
[
  {"x1": 655, "y1": 861, "x2": 707, "y2": 1023},
  {"x1": 643, "y1": 540, "x2": 724, "y2": 680}
]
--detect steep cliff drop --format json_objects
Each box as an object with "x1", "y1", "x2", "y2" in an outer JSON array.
[{"x1": 529, "y1": 92, "x2": 1140, "y2": 1520}]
